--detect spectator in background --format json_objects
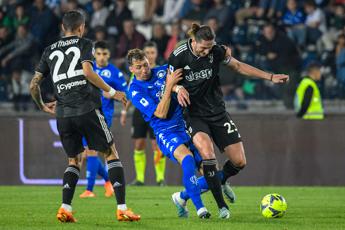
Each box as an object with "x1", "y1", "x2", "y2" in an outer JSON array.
[
  {"x1": 11, "y1": 68, "x2": 31, "y2": 111},
  {"x1": 11, "y1": 4, "x2": 30, "y2": 31},
  {"x1": 206, "y1": 17, "x2": 230, "y2": 45},
  {"x1": 0, "y1": 26, "x2": 11, "y2": 51},
  {"x1": 0, "y1": 8, "x2": 12, "y2": 30},
  {"x1": 30, "y1": 0, "x2": 59, "y2": 50},
  {"x1": 151, "y1": 22, "x2": 169, "y2": 62},
  {"x1": 257, "y1": 23, "x2": 301, "y2": 108},
  {"x1": 106, "y1": 0, "x2": 132, "y2": 38},
  {"x1": 181, "y1": 0, "x2": 207, "y2": 27},
  {"x1": 164, "y1": 21, "x2": 184, "y2": 60},
  {"x1": 257, "y1": 0, "x2": 287, "y2": 19},
  {"x1": 161, "y1": 0, "x2": 186, "y2": 23},
  {"x1": 204, "y1": 0, "x2": 231, "y2": 29},
  {"x1": 115, "y1": 19, "x2": 146, "y2": 69},
  {"x1": 282, "y1": 0, "x2": 305, "y2": 47},
  {"x1": 90, "y1": 0, "x2": 109, "y2": 29},
  {"x1": 0, "y1": 25, "x2": 35, "y2": 73},
  {"x1": 335, "y1": 34, "x2": 345, "y2": 98},
  {"x1": 304, "y1": 0, "x2": 326, "y2": 44},
  {"x1": 143, "y1": 0, "x2": 164, "y2": 23},
  {"x1": 92, "y1": 25, "x2": 116, "y2": 58}
]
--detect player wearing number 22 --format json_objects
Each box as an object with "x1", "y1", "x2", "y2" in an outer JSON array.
[{"x1": 30, "y1": 11, "x2": 140, "y2": 223}]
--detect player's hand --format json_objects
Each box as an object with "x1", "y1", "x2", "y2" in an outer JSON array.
[
  {"x1": 271, "y1": 74, "x2": 289, "y2": 84},
  {"x1": 166, "y1": 68, "x2": 183, "y2": 88},
  {"x1": 177, "y1": 86, "x2": 190, "y2": 107},
  {"x1": 42, "y1": 101, "x2": 56, "y2": 116},
  {"x1": 113, "y1": 91, "x2": 127, "y2": 107}
]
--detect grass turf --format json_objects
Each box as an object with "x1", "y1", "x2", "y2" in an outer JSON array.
[{"x1": 0, "y1": 186, "x2": 344, "y2": 230}]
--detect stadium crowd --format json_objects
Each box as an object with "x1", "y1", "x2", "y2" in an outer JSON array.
[{"x1": 0, "y1": 0, "x2": 344, "y2": 111}]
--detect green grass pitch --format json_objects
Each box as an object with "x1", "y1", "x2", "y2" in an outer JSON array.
[{"x1": 0, "y1": 186, "x2": 344, "y2": 230}]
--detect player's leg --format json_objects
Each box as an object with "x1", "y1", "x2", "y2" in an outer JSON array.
[
  {"x1": 131, "y1": 109, "x2": 148, "y2": 185},
  {"x1": 85, "y1": 109, "x2": 140, "y2": 221},
  {"x1": 173, "y1": 145, "x2": 210, "y2": 218},
  {"x1": 56, "y1": 117, "x2": 83, "y2": 223},
  {"x1": 80, "y1": 146, "x2": 98, "y2": 198},
  {"x1": 150, "y1": 128, "x2": 166, "y2": 186},
  {"x1": 100, "y1": 114, "x2": 113, "y2": 197},
  {"x1": 210, "y1": 113, "x2": 245, "y2": 203}
]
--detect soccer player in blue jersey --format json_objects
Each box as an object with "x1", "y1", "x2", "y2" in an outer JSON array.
[
  {"x1": 80, "y1": 41, "x2": 128, "y2": 198},
  {"x1": 127, "y1": 48, "x2": 215, "y2": 218}
]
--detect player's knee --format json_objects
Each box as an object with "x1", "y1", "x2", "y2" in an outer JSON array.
[
  {"x1": 234, "y1": 157, "x2": 246, "y2": 169},
  {"x1": 134, "y1": 139, "x2": 146, "y2": 150},
  {"x1": 68, "y1": 157, "x2": 80, "y2": 168}
]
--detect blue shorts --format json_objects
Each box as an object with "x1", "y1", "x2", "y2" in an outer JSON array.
[
  {"x1": 156, "y1": 126, "x2": 202, "y2": 166},
  {"x1": 82, "y1": 114, "x2": 112, "y2": 147}
]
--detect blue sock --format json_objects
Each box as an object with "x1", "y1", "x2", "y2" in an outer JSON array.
[
  {"x1": 181, "y1": 155, "x2": 204, "y2": 211},
  {"x1": 97, "y1": 157, "x2": 109, "y2": 182},
  {"x1": 86, "y1": 156, "x2": 98, "y2": 191},
  {"x1": 180, "y1": 171, "x2": 225, "y2": 200}
]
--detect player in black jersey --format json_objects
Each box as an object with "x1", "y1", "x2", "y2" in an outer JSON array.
[
  {"x1": 168, "y1": 23, "x2": 289, "y2": 218},
  {"x1": 29, "y1": 11, "x2": 140, "y2": 223}
]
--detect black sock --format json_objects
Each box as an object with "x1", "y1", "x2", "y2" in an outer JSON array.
[
  {"x1": 62, "y1": 165, "x2": 80, "y2": 205},
  {"x1": 203, "y1": 159, "x2": 228, "y2": 209},
  {"x1": 107, "y1": 159, "x2": 126, "y2": 205},
  {"x1": 222, "y1": 160, "x2": 244, "y2": 184}
]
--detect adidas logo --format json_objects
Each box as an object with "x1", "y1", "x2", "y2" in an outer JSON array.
[
  {"x1": 113, "y1": 182, "x2": 122, "y2": 187},
  {"x1": 184, "y1": 65, "x2": 191, "y2": 70},
  {"x1": 63, "y1": 183, "x2": 70, "y2": 189}
]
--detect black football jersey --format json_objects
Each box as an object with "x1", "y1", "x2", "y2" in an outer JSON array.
[
  {"x1": 168, "y1": 39, "x2": 227, "y2": 120},
  {"x1": 36, "y1": 36, "x2": 101, "y2": 118}
]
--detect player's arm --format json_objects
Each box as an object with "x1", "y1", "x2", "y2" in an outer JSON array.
[
  {"x1": 30, "y1": 72, "x2": 55, "y2": 115},
  {"x1": 154, "y1": 69, "x2": 183, "y2": 119},
  {"x1": 222, "y1": 46, "x2": 289, "y2": 83},
  {"x1": 82, "y1": 62, "x2": 127, "y2": 106}
]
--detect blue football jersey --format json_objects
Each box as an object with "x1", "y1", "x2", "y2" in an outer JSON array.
[
  {"x1": 93, "y1": 62, "x2": 128, "y2": 118},
  {"x1": 129, "y1": 64, "x2": 184, "y2": 133}
]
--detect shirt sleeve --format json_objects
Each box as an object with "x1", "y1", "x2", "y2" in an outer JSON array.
[
  {"x1": 213, "y1": 44, "x2": 227, "y2": 64},
  {"x1": 168, "y1": 52, "x2": 182, "y2": 72},
  {"x1": 130, "y1": 87, "x2": 157, "y2": 119},
  {"x1": 297, "y1": 86, "x2": 313, "y2": 118},
  {"x1": 35, "y1": 49, "x2": 49, "y2": 77},
  {"x1": 80, "y1": 39, "x2": 94, "y2": 64}
]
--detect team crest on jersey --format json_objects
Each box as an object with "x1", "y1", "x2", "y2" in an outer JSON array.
[
  {"x1": 157, "y1": 70, "x2": 166, "y2": 79},
  {"x1": 101, "y1": 69, "x2": 111, "y2": 78},
  {"x1": 208, "y1": 53, "x2": 213, "y2": 63}
]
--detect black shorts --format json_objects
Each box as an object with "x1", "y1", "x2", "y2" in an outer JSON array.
[
  {"x1": 57, "y1": 109, "x2": 113, "y2": 157},
  {"x1": 131, "y1": 108, "x2": 155, "y2": 139},
  {"x1": 185, "y1": 112, "x2": 242, "y2": 152}
]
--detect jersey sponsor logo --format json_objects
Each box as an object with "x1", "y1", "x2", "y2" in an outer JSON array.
[
  {"x1": 185, "y1": 68, "x2": 213, "y2": 81},
  {"x1": 100, "y1": 69, "x2": 111, "y2": 78},
  {"x1": 157, "y1": 69, "x2": 166, "y2": 79},
  {"x1": 57, "y1": 80, "x2": 87, "y2": 93}
]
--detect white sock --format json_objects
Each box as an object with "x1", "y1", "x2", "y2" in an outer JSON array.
[
  {"x1": 61, "y1": 203, "x2": 72, "y2": 212},
  {"x1": 117, "y1": 204, "x2": 127, "y2": 211},
  {"x1": 197, "y1": 207, "x2": 207, "y2": 216}
]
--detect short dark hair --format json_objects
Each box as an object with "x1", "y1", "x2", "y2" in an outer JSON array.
[
  {"x1": 187, "y1": 23, "x2": 215, "y2": 42},
  {"x1": 62, "y1": 10, "x2": 85, "y2": 32},
  {"x1": 307, "y1": 61, "x2": 321, "y2": 72},
  {"x1": 127, "y1": 48, "x2": 145, "y2": 66},
  {"x1": 304, "y1": 0, "x2": 316, "y2": 8},
  {"x1": 94, "y1": 40, "x2": 109, "y2": 50},
  {"x1": 143, "y1": 41, "x2": 157, "y2": 50}
]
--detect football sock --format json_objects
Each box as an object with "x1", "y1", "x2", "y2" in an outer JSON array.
[
  {"x1": 62, "y1": 165, "x2": 80, "y2": 205},
  {"x1": 134, "y1": 149, "x2": 146, "y2": 183},
  {"x1": 203, "y1": 159, "x2": 228, "y2": 209},
  {"x1": 181, "y1": 155, "x2": 204, "y2": 211},
  {"x1": 222, "y1": 160, "x2": 244, "y2": 184},
  {"x1": 107, "y1": 159, "x2": 126, "y2": 205},
  {"x1": 97, "y1": 157, "x2": 109, "y2": 182},
  {"x1": 86, "y1": 156, "x2": 98, "y2": 191},
  {"x1": 154, "y1": 149, "x2": 166, "y2": 182},
  {"x1": 180, "y1": 171, "x2": 224, "y2": 200}
]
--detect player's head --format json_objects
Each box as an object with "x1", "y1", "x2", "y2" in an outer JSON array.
[
  {"x1": 143, "y1": 41, "x2": 158, "y2": 67},
  {"x1": 62, "y1": 10, "x2": 85, "y2": 37},
  {"x1": 307, "y1": 62, "x2": 321, "y2": 81},
  {"x1": 94, "y1": 41, "x2": 110, "y2": 67},
  {"x1": 188, "y1": 23, "x2": 215, "y2": 57},
  {"x1": 127, "y1": 48, "x2": 151, "y2": 81}
]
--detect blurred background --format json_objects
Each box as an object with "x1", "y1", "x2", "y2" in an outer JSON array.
[{"x1": 0, "y1": 0, "x2": 344, "y2": 186}]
